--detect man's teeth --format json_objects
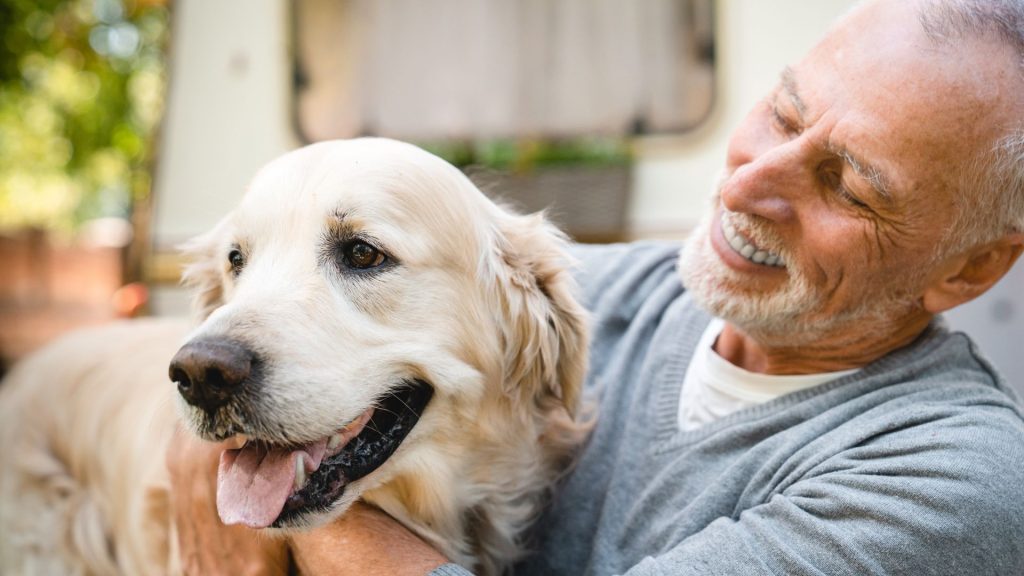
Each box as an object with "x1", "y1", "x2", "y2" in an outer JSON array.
[
  {"x1": 722, "y1": 216, "x2": 785, "y2": 267},
  {"x1": 295, "y1": 453, "x2": 307, "y2": 491}
]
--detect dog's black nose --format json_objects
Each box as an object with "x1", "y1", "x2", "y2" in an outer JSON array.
[{"x1": 169, "y1": 339, "x2": 253, "y2": 412}]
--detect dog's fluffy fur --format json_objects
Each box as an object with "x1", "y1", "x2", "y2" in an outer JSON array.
[{"x1": 0, "y1": 138, "x2": 591, "y2": 575}]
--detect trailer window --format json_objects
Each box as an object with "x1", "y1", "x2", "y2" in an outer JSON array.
[{"x1": 292, "y1": 0, "x2": 714, "y2": 241}]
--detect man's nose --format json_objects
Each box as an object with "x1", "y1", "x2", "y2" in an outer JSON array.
[
  {"x1": 720, "y1": 143, "x2": 806, "y2": 223},
  {"x1": 169, "y1": 338, "x2": 254, "y2": 412}
]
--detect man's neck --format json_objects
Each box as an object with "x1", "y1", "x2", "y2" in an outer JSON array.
[{"x1": 714, "y1": 312, "x2": 934, "y2": 375}]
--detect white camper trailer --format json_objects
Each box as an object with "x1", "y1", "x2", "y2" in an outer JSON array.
[{"x1": 146, "y1": 0, "x2": 1024, "y2": 396}]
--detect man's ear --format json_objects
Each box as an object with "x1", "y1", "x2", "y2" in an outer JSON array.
[{"x1": 922, "y1": 233, "x2": 1024, "y2": 314}]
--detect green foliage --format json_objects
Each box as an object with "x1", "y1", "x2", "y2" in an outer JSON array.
[
  {"x1": 420, "y1": 137, "x2": 632, "y2": 172},
  {"x1": 0, "y1": 0, "x2": 167, "y2": 233}
]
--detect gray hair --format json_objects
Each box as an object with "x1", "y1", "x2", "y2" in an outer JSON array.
[
  {"x1": 917, "y1": 0, "x2": 1024, "y2": 253},
  {"x1": 950, "y1": 131, "x2": 1024, "y2": 254}
]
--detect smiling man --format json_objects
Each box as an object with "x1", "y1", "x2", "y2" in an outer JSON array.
[{"x1": 168, "y1": 0, "x2": 1024, "y2": 574}]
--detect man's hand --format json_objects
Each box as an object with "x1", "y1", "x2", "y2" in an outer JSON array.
[
  {"x1": 165, "y1": 425, "x2": 290, "y2": 576},
  {"x1": 290, "y1": 502, "x2": 449, "y2": 576}
]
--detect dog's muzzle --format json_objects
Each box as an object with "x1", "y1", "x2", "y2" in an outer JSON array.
[{"x1": 167, "y1": 337, "x2": 434, "y2": 529}]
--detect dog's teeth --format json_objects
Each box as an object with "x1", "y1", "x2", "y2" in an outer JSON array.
[
  {"x1": 327, "y1": 433, "x2": 343, "y2": 452},
  {"x1": 294, "y1": 454, "x2": 306, "y2": 491}
]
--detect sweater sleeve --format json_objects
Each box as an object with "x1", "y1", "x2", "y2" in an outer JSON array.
[
  {"x1": 619, "y1": 402, "x2": 1024, "y2": 576},
  {"x1": 566, "y1": 241, "x2": 681, "y2": 313},
  {"x1": 429, "y1": 563, "x2": 474, "y2": 576},
  {"x1": 566, "y1": 241, "x2": 684, "y2": 383}
]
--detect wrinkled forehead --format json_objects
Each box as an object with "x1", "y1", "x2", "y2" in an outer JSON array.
[{"x1": 231, "y1": 139, "x2": 488, "y2": 260}]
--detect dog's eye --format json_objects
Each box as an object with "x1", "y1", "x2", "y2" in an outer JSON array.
[
  {"x1": 343, "y1": 241, "x2": 386, "y2": 270},
  {"x1": 228, "y1": 249, "x2": 245, "y2": 274}
]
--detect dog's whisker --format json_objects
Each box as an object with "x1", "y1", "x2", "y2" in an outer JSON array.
[
  {"x1": 372, "y1": 405, "x2": 403, "y2": 419},
  {"x1": 391, "y1": 392, "x2": 421, "y2": 417}
]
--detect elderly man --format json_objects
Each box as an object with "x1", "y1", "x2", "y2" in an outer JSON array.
[{"x1": 170, "y1": 0, "x2": 1024, "y2": 574}]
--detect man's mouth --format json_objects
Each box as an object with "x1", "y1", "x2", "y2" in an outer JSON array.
[
  {"x1": 720, "y1": 212, "x2": 786, "y2": 268},
  {"x1": 215, "y1": 380, "x2": 434, "y2": 529}
]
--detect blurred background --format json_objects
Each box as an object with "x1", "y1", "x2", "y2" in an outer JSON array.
[
  {"x1": 0, "y1": 0, "x2": 166, "y2": 367},
  {"x1": 0, "y1": 0, "x2": 1021, "y2": 396}
]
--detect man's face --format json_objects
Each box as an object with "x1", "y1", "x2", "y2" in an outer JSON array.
[{"x1": 680, "y1": 0, "x2": 1018, "y2": 345}]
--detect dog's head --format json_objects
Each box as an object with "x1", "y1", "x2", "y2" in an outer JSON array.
[{"x1": 169, "y1": 138, "x2": 588, "y2": 531}]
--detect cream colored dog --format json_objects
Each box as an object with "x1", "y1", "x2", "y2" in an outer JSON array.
[{"x1": 0, "y1": 138, "x2": 590, "y2": 575}]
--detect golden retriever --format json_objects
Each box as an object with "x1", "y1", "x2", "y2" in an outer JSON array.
[{"x1": 0, "y1": 138, "x2": 590, "y2": 575}]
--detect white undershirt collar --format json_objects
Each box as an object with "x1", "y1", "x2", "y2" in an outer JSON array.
[{"x1": 678, "y1": 318, "x2": 859, "y2": 431}]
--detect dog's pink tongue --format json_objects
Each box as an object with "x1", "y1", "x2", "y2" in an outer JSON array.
[{"x1": 216, "y1": 439, "x2": 327, "y2": 528}]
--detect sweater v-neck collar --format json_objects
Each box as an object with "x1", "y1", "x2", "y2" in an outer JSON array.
[{"x1": 648, "y1": 293, "x2": 951, "y2": 451}]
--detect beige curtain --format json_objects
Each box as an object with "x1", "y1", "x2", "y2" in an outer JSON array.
[{"x1": 296, "y1": 0, "x2": 713, "y2": 141}]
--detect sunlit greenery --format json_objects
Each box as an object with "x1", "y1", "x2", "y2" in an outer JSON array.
[
  {"x1": 420, "y1": 137, "x2": 632, "y2": 171},
  {"x1": 0, "y1": 0, "x2": 167, "y2": 234}
]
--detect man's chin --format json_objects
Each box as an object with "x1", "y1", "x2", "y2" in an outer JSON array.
[{"x1": 678, "y1": 222, "x2": 825, "y2": 344}]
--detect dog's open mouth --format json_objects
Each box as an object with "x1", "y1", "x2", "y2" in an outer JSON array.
[{"x1": 215, "y1": 380, "x2": 433, "y2": 529}]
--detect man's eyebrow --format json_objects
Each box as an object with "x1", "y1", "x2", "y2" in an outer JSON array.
[
  {"x1": 828, "y1": 143, "x2": 896, "y2": 205},
  {"x1": 780, "y1": 66, "x2": 807, "y2": 118},
  {"x1": 779, "y1": 66, "x2": 894, "y2": 206}
]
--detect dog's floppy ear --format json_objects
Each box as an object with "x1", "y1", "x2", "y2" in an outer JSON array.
[
  {"x1": 178, "y1": 217, "x2": 230, "y2": 322},
  {"x1": 487, "y1": 211, "x2": 589, "y2": 419}
]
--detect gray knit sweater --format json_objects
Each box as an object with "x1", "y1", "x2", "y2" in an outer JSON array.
[{"x1": 433, "y1": 242, "x2": 1024, "y2": 576}]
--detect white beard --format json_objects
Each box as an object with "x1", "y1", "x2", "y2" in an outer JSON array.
[{"x1": 678, "y1": 203, "x2": 922, "y2": 347}]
